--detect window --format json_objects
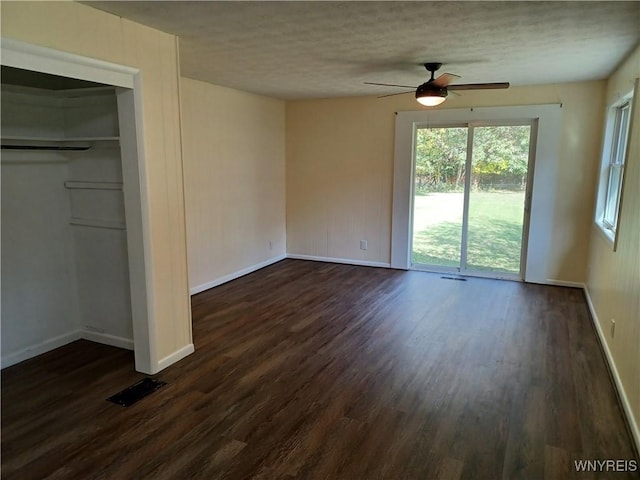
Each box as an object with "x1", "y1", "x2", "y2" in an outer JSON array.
[
  {"x1": 595, "y1": 84, "x2": 636, "y2": 248},
  {"x1": 603, "y1": 102, "x2": 630, "y2": 230}
]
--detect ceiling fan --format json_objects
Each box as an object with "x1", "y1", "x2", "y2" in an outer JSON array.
[{"x1": 365, "y1": 62, "x2": 509, "y2": 106}]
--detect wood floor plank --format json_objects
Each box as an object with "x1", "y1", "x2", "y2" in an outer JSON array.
[{"x1": 2, "y1": 259, "x2": 638, "y2": 479}]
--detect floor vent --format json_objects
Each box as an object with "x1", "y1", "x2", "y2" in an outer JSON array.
[
  {"x1": 440, "y1": 276, "x2": 467, "y2": 281},
  {"x1": 107, "y1": 377, "x2": 166, "y2": 407}
]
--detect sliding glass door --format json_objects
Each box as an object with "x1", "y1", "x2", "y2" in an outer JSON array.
[
  {"x1": 411, "y1": 122, "x2": 534, "y2": 279},
  {"x1": 411, "y1": 126, "x2": 467, "y2": 268}
]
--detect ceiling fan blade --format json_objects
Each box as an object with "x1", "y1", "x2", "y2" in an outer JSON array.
[
  {"x1": 365, "y1": 81, "x2": 417, "y2": 88},
  {"x1": 432, "y1": 73, "x2": 461, "y2": 87},
  {"x1": 377, "y1": 90, "x2": 415, "y2": 98},
  {"x1": 448, "y1": 82, "x2": 510, "y2": 91}
]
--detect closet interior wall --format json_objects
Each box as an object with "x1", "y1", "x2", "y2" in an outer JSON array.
[{"x1": 1, "y1": 83, "x2": 134, "y2": 368}]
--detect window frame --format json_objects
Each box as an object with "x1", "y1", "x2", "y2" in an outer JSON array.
[{"x1": 594, "y1": 81, "x2": 637, "y2": 250}]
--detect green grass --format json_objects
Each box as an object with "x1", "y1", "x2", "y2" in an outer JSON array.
[{"x1": 412, "y1": 191, "x2": 525, "y2": 273}]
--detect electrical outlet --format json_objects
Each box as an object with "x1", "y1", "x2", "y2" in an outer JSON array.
[
  {"x1": 610, "y1": 319, "x2": 616, "y2": 339},
  {"x1": 360, "y1": 240, "x2": 368, "y2": 251}
]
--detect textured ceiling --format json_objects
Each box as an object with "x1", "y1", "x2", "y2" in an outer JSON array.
[{"x1": 86, "y1": 1, "x2": 640, "y2": 100}]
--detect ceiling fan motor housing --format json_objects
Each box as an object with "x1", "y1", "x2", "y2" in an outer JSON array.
[{"x1": 416, "y1": 82, "x2": 448, "y2": 100}]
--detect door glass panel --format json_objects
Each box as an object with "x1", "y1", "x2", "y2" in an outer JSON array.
[
  {"x1": 466, "y1": 125, "x2": 531, "y2": 274},
  {"x1": 412, "y1": 127, "x2": 467, "y2": 268}
]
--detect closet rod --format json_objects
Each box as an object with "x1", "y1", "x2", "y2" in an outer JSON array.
[{"x1": 1, "y1": 144, "x2": 91, "y2": 151}]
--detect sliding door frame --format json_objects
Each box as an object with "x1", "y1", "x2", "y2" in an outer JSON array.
[
  {"x1": 409, "y1": 120, "x2": 537, "y2": 280},
  {"x1": 392, "y1": 105, "x2": 562, "y2": 285}
]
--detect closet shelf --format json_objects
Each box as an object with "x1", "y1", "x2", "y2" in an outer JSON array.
[
  {"x1": 1, "y1": 136, "x2": 120, "y2": 151},
  {"x1": 1, "y1": 135, "x2": 120, "y2": 142},
  {"x1": 64, "y1": 181, "x2": 123, "y2": 191},
  {"x1": 69, "y1": 217, "x2": 126, "y2": 230},
  {"x1": 2, "y1": 144, "x2": 90, "y2": 151}
]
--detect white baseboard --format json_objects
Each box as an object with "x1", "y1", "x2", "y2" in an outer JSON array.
[
  {"x1": 155, "y1": 343, "x2": 195, "y2": 373},
  {"x1": 1, "y1": 330, "x2": 81, "y2": 369},
  {"x1": 583, "y1": 286, "x2": 640, "y2": 453},
  {"x1": 541, "y1": 279, "x2": 586, "y2": 288},
  {"x1": 286, "y1": 254, "x2": 391, "y2": 269},
  {"x1": 190, "y1": 254, "x2": 287, "y2": 295},
  {"x1": 80, "y1": 330, "x2": 134, "y2": 350},
  {"x1": 523, "y1": 279, "x2": 585, "y2": 288}
]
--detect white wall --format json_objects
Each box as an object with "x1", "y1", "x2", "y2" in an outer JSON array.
[
  {"x1": 68, "y1": 141, "x2": 134, "y2": 347},
  {"x1": 1, "y1": 152, "x2": 80, "y2": 358},
  {"x1": 181, "y1": 77, "x2": 286, "y2": 294}
]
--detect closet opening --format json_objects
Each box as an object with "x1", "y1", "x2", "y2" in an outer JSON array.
[{"x1": 1, "y1": 64, "x2": 150, "y2": 371}]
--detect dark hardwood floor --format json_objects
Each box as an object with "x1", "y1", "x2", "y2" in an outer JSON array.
[{"x1": 2, "y1": 259, "x2": 638, "y2": 479}]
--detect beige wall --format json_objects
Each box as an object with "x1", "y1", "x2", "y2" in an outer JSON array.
[
  {"x1": 586, "y1": 45, "x2": 640, "y2": 446},
  {"x1": 1, "y1": 1, "x2": 192, "y2": 371},
  {"x1": 286, "y1": 81, "x2": 605, "y2": 281},
  {"x1": 287, "y1": 97, "x2": 395, "y2": 264},
  {"x1": 180, "y1": 78, "x2": 286, "y2": 292}
]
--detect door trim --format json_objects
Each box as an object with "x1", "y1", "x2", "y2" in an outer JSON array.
[
  {"x1": 1, "y1": 38, "x2": 157, "y2": 374},
  {"x1": 392, "y1": 105, "x2": 562, "y2": 285},
  {"x1": 408, "y1": 121, "x2": 536, "y2": 281}
]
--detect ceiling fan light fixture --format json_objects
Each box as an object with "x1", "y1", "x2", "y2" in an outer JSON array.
[
  {"x1": 416, "y1": 95, "x2": 447, "y2": 107},
  {"x1": 415, "y1": 83, "x2": 448, "y2": 106},
  {"x1": 367, "y1": 62, "x2": 509, "y2": 103}
]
